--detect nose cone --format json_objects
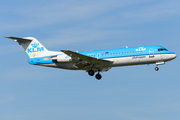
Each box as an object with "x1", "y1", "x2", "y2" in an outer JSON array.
[{"x1": 171, "y1": 53, "x2": 177, "y2": 60}]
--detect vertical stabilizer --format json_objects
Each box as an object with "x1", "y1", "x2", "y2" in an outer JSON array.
[{"x1": 5, "y1": 36, "x2": 49, "y2": 58}]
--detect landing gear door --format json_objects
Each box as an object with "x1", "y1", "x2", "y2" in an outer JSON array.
[{"x1": 149, "y1": 48, "x2": 154, "y2": 58}]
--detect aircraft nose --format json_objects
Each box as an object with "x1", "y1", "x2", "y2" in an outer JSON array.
[{"x1": 172, "y1": 53, "x2": 177, "y2": 59}]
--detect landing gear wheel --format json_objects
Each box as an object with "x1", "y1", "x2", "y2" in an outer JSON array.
[
  {"x1": 95, "y1": 73, "x2": 102, "y2": 80},
  {"x1": 88, "y1": 70, "x2": 94, "y2": 76},
  {"x1": 155, "y1": 67, "x2": 159, "y2": 71}
]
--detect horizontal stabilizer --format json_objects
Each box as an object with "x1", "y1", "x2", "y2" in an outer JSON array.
[{"x1": 4, "y1": 36, "x2": 32, "y2": 42}]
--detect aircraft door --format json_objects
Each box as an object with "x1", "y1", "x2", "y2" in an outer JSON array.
[{"x1": 149, "y1": 48, "x2": 154, "y2": 58}]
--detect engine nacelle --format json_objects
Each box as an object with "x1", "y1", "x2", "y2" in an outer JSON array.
[{"x1": 52, "y1": 55, "x2": 71, "y2": 63}]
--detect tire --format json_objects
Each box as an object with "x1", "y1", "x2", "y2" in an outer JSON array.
[
  {"x1": 155, "y1": 67, "x2": 159, "y2": 71},
  {"x1": 88, "y1": 70, "x2": 94, "y2": 76},
  {"x1": 95, "y1": 73, "x2": 102, "y2": 80}
]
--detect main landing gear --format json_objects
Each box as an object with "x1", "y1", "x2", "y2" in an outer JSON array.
[
  {"x1": 88, "y1": 70, "x2": 102, "y2": 80},
  {"x1": 88, "y1": 70, "x2": 94, "y2": 76},
  {"x1": 95, "y1": 72, "x2": 102, "y2": 80}
]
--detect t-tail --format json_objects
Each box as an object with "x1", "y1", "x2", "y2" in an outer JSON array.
[{"x1": 5, "y1": 36, "x2": 60, "y2": 58}]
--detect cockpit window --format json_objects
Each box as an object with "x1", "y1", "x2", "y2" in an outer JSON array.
[{"x1": 158, "y1": 48, "x2": 168, "y2": 51}]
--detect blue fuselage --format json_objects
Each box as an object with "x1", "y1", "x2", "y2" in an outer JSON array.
[{"x1": 79, "y1": 45, "x2": 174, "y2": 59}]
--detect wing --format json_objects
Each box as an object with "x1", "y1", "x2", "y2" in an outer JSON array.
[{"x1": 61, "y1": 50, "x2": 112, "y2": 72}]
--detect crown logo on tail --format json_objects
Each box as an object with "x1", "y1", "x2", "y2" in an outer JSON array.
[{"x1": 31, "y1": 42, "x2": 39, "y2": 48}]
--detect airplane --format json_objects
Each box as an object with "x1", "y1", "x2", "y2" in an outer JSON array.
[{"x1": 5, "y1": 36, "x2": 177, "y2": 80}]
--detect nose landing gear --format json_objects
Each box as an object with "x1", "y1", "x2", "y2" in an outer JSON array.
[
  {"x1": 155, "y1": 61, "x2": 165, "y2": 71},
  {"x1": 155, "y1": 66, "x2": 159, "y2": 71}
]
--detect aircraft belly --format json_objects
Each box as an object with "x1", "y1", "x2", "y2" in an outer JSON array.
[
  {"x1": 38, "y1": 62, "x2": 79, "y2": 70},
  {"x1": 38, "y1": 54, "x2": 168, "y2": 70}
]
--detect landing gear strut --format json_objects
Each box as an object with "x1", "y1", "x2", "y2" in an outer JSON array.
[
  {"x1": 155, "y1": 66, "x2": 159, "y2": 71},
  {"x1": 95, "y1": 72, "x2": 102, "y2": 80},
  {"x1": 88, "y1": 70, "x2": 94, "y2": 76}
]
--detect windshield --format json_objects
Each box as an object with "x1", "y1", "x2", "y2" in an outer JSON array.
[{"x1": 158, "y1": 48, "x2": 168, "y2": 51}]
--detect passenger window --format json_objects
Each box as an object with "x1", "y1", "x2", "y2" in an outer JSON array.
[
  {"x1": 119, "y1": 53, "x2": 121, "y2": 55},
  {"x1": 124, "y1": 52, "x2": 126, "y2": 54},
  {"x1": 135, "y1": 52, "x2": 137, "y2": 53},
  {"x1": 127, "y1": 52, "x2": 129, "y2": 54}
]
